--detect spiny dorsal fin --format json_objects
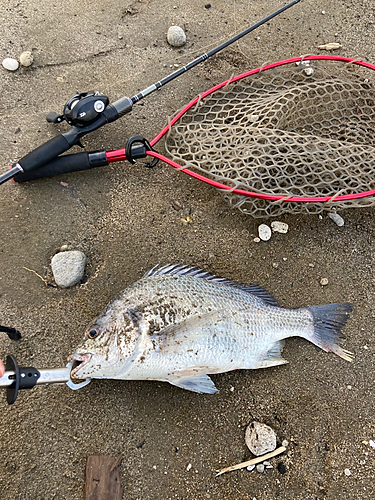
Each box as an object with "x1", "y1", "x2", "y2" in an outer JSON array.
[{"x1": 143, "y1": 264, "x2": 279, "y2": 306}]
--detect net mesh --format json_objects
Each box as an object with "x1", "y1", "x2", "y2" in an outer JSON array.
[{"x1": 165, "y1": 60, "x2": 375, "y2": 217}]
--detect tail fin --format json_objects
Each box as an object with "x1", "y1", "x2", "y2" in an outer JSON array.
[{"x1": 306, "y1": 303, "x2": 353, "y2": 361}]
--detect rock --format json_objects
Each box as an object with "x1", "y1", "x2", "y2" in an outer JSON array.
[
  {"x1": 51, "y1": 250, "x2": 87, "y2": 288},
  {"x1": 256, "y1": 464, "x2": 265, "y2": 473},
  {"x1": 167, "y1": 26, "x2": 186, "y2": 47},
  {"x1": 320, "y1": 277, "x2": 329, "y2": 286},
  {"x1": 245, "y1": 421, "x2": 277, "y2": 456},
  {"x1": 282, "y1": 439, "x2": 289, "y2": 448},
  {"x1": 246, "y1": 464, "x2": 255, "y2": 471},
  {"x1": 344, "y1": 468, "x2": 351, "y2": 476},
  {"x1": 19, "y1": 51, "x2": 33, "y2": 67},
  {"x1": 2, "y1": 58, "x2": 19, "y2": 71},
  {"x1": 271, "y1": 221, "x2": 289, "y2": 234},
  {"x1": 258, "y1": 224, "x2": 271, "y2": 241},
  {"x1": 328, "y1": 212, "x2": 344, "y2": 227},
  {"x1": 277, "y1": 462, "x2": 286, "y2": 474}
]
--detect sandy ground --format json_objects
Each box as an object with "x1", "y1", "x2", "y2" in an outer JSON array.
[{"x1": 0, "y1": 0, "x2": 375, "y2": 498}]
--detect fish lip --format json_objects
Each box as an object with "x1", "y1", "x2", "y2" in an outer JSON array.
[{"x1": 67, "y1": 353, "x2": 92, "y2": 379}]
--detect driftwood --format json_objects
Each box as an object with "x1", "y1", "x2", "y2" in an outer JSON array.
[{"x1": 84, "y1": 455, "x2": 123, "y2": 500}]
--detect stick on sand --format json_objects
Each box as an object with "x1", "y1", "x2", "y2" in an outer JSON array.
[{"x1": 216, "y1": 446, "x2": 286, "y2": 476}]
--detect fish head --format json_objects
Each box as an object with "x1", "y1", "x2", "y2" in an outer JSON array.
[{"x1": 68, "y1": 305, "x2": 145, "y2": 380}]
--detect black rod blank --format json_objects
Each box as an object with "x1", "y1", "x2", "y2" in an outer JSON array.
[{"x1": 129, "y1": 0, "x2": 301, "y2": 103}]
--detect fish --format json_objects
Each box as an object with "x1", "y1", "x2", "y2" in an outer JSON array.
[{"x1": 68, "y1": 264, "x2": 353, "y2": 394}]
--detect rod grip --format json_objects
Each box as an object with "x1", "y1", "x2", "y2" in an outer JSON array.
[
  {"x1": 16, "y1": 134, "x2": 72, "y2": 173},
  {"x1": 14, "y1": 151, "x2": 108, "y2": 182}
]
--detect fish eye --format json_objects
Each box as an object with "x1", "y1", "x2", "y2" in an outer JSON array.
[{"x1": 87, "y1": 328, "x2": 100, "y2": 339}]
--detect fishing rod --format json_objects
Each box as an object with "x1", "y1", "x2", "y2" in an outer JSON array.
[{"x1": 0, "y1": 0, "x2": 301, "y2": 185}]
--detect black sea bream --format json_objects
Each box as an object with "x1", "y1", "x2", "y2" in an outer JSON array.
[{"x1": 68, "y1": 265, "x2": 352, "y2": 394}]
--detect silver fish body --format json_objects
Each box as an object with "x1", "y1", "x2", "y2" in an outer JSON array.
[{"x1": 68, "y1": 265, "x2": 352, "y2": 394}]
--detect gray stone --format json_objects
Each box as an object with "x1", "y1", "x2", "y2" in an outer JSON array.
[
  {"x1": 51, "y1": 250, "x2": 87, "y2": 288},
  {"x1": 245, "y1": 421, "x2": 277, "y2": 456},
  {"x1": 167, "y1": 26, "x2": 186, "y2": 47},
  {"x1": 256, "y1": 464, "x2": 265, "y2": 473}
]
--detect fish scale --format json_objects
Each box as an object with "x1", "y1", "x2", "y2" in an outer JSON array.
[{"x1": 68, "y1": 265, "x2": 353, "y2": 394}]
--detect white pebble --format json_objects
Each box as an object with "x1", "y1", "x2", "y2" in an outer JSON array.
[
  {"x1": 256, "y1": 464, "x2": 265, "y2": 473},
  {"x1": 344, "y1": 468, "x2": 351, "y2": 476},
  {"x1": 271, "y1": 221, "x2": 289, "y2": 234},
  {"x1": 246, "y1": 464, "x2": 255, "y2": 471},
  {"x1": 2, "y1": 57, "x2": 19, "y2": 71},
  {"x1": 369, "y1": 440, "x2": 375, "y2": 448},
  {"x1": 321, "y1": 10, "x2": 326, "y2": 14},
  {"x1": 51, "y1": 250, "x2": 87, "y2": 288},
  {"x1": 19, "y1": 51, "x2": 33, "y2": 67},
  {"x1": 328, "y1": 212, "x2": 344, "y2": 227},
  {"x1": 258, "y1": 224, "x2": 272, "y2": 241},
  {"x1": 320, "y1": 278, "x2": 329, "y2": 286},
  {"x1": 304, "y1": 67, "x2": 314, "y2": 76},
  {"x1": 318, "y1": 42, "x2": 342, "y2": 51},
  {"x1": 167, "y1": 26, "x2": 186, "y2": 47},
  {"x1": 186, "y1": 463, "x2": 192, "y2": 471},
  {"x1": 282, "y1": 439, "x2": 289, "y2": 447},
  {"x1": 245, "y1": 421, "x2": 277, "y2": 456},
  {"x1": 253, "y1": 237, "x2": 261, "y2": 243}
]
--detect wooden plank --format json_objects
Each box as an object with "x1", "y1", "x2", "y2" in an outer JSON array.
[{"x1": 84, "y1": 455, "x2": 123, "y2": 500}]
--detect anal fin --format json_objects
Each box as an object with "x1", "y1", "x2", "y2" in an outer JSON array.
[
  {"x1": 255, "y1": 340, "x2": 288, "y2": 369},
  {"x1": 168, "y1": 374, "x2": 218, "y2": 394}
]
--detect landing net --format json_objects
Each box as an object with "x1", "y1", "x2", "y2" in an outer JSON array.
[{"x1": 162, "y1": 56, "x2": 375, "y2": 217}]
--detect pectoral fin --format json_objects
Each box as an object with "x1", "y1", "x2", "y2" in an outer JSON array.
[
  {"x1": 168, "y1": 374, "x2": 218, "y2": 394},
  {"x1": 151, "y1": 310, "x2": 221, "y2": 354}
]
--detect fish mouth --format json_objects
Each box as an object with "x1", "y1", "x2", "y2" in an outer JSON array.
[{"x1": 67, "y1": 353, "x2": 92, "y2": 379}]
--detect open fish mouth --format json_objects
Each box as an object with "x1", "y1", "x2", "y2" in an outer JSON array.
[{"x1": 67, "y1": 353, "x2": 92, "y2": 379}]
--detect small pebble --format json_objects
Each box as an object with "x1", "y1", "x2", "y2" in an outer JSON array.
[
  {"x1": 246, "y1": 464, "x2": 255, "y2": 471},
  {"x1": 304, "y1": 67, "x2": 314, "y2": 76},
  {"x1": 282, "y1": 439, "x2": 289, "y2": 448},
  {"x1": 271, "y1": 221, "x2": 288, "y2": 234},
  {"x1": 171, "y1": 200, "x2": 182, "y2": 211},
  {"x1": 369, "y1": 440, "x2": 375, "y2": 448},
  {"x1": 51, "y1": 250, "x2": 87, "y2": 288},
  {"x1": 318, "y1": 42, "x2": 342, "y2": 51},
  {"x1": 256, "y1": 464, "x2": 265, "y2": 473},
  {"x1": 205, "y1": 3, "x2": 211, "y2": 8},
  {"x1": 320, "y1": 278, "x2": 329, "y2": 286},
  {"x1": 253, "y1": 237, "x2": 260, "y2": 243},
  {"x1": 328, "y1": 212, "x2": 344, "y2": 227},
  {"x1": 277, "y1": 463, "x2": 286, "y2": 474},
  {"x1": 245, "y1": 421, "x2": 277, "y2": 456},
  {"x1": 167, "y1": 26, "x2": 186, "y2": 47},
  {"x1": 321, "y1": 10, "x2": 326, "y2": 14},
  {"x1": 19, "y1": 51, "x2": 33, "y2": 67},
  {"x1": 344, "y1": 468, "x2": 351, "y2": 476},
  {"x1": 2, "y1": 57, "x2": 19, "y2": 71},
  {"x1": 186, "y1": 463, "x2": 192, "y2": 471},
  {"x1": 258, "y1": 224, "x2": 272, "y2": 241}
]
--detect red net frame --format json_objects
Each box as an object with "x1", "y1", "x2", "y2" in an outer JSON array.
[{"x1": 106, "y1": 55, "x2": 375, "y2": 204}]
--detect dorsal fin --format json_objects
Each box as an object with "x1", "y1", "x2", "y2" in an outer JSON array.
[{"x1": 142, "y1": 264, "x2": 279, "y2": 306}]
